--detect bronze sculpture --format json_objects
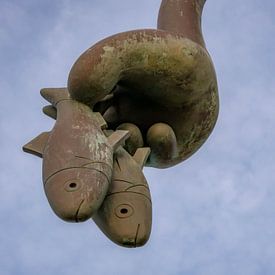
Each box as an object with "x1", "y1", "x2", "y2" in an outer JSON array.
[
  {"x1": 24, "y1": 88, "x2": 129, "y2": 222},
  {"x1": 23, "y1": 0, "x2": 218, "y2": 247},
  {"x1": 93, "y1": 145, "x2": 152, "y2": 247}
]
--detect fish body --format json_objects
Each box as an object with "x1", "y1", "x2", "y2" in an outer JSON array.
[
  {"x1": 23, "y1": 88, "x2": 129, "y2": 222},
  {"x1": 93, "y1": 146, "x2": 152, "y2": 247}
]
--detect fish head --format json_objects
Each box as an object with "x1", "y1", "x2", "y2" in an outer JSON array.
[
  {"x1": 44, "y1": 167, "x2": 110, "y2": 222},
  {"x1": 94, "y1": 190, "x2": 152, "y2": 247}
]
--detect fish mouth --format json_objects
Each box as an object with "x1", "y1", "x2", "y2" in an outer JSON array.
[
  {"x1": 44, "y1": 167, "x2": 110, "y2": 222},
  {"x1": 122, "y1": 224, "x2": 140, "y2": 248},
  {"x1": 134, "y1": 223, "x2": 141, "y2": 247},
  {"x1": 74, "y1": 199, "x2": 86, "y2": 223}
]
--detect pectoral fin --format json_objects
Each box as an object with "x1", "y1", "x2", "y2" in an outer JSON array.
[
  {"x1": 107, "y1": 130, "x2": 130, "y2": 151},
  {"x1": 22, "y1": 132, "x2": 50, "y2": 158},
  {"x1": 133, "y1": 147, "x2": 151, "y2": 167},
  {"x1": 43, "y1": 105, "x2": 57, "y2": 119}
]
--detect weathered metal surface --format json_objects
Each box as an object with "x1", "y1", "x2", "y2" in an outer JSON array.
[
  {"x1": 93, "y1": 146, "x2": 152, "y2": 247},
  {"x1": 22, "y1": 0, "x2": 219, "y2": 248},
  {"x1": 158, "y1": 0, "x2": 206, "y2": 47},
  {"x1": 68, "y1": 0, "x2": 219, "y2": 168},
  {"x1": 116, "y1": 123, "x2": 144, "y2": 155},
  {"x1": 23, "y1": 88, "x2": 129, "y2": 222}
]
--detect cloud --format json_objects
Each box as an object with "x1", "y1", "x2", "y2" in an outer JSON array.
[{"x1": 1, "y1": 0, "x2": 275, "y2": 274}]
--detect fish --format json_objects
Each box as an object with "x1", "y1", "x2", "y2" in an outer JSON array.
[
  {"x1": 23, "y1": 88, "x2": 129, "y2": 222},
  {"x1": 93, "y1": 144, "x2": 152, "y2": 247}
]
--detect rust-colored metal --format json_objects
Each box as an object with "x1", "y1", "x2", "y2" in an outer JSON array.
[
  {"x1": 93, "y1": 145, "x2": 152, "y2": 248},
  {"x1": 23, "y1": 0, "x2": 219, "y2": 248},
  {"x1": 41, "y1": 106, "x2": 152, "y2": 246},
  {"x1": 23, "y1": 88, "x2": 129, "y2": 222},
  {"x1": 158, "y1": 0, "x2": 206, "y2": 47},
  {"x1": 116, "y1": 123, "x2": 144, "y2": 155},
  {"x1": 68, "y1": 0, "x2": 219, "y2": 168}
]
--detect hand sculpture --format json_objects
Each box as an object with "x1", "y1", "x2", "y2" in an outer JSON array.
[
  {"x1": 68, "y1": 0, "x2": 218, "y2": 168},
  {"x1": 23, "y1": 0, "x2": 218, "y2": 248}
]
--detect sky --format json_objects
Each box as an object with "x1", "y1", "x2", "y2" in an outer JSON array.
[{"x1": 1, "y1": 0, "x2": 275, "y2": 274}]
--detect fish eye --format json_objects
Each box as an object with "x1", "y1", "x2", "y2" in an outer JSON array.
[
  {"x1": 115, "y1": 204, "x2": 134, "y2": 218},
  {"x1": 64, "y1": 180, "x2": 82, "y2": 192},
  {"x1": 120, "y1": 208, "x2": 128, "y2": 214},
  {"x1": 69, "y1": 182, "x2": 77, "y2": 188}
]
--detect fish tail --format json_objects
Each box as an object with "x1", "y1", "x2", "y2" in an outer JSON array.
[{"x1": 40, "y1": 87, "x2": 70, "y2": 106}]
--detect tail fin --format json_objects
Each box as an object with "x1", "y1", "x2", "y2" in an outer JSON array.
[
  {"x1": 133, "y1": 148, "x2": 151, "y2": 168},
  {"x1": 43, "y1": 105, "x2": 57, "y2": 119},
  {"x1": 107, "y1": 130, "x2": 130, "y2": 151},
  {"x1": 40, "y1": 87, "x2": 70, "y2": 106}
]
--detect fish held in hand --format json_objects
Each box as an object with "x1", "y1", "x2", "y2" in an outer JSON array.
[{"x1": 23, "y1": 88, "x2": 129, "y2": 222}]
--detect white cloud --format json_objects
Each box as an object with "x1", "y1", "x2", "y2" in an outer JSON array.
[{"x1": 1, "y1": 0, "x2": 275, "y2": 274}]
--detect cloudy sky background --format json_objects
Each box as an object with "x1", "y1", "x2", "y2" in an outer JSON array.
[{"x1": 1, "y1": 0, "x2": 275, "y2": 274}]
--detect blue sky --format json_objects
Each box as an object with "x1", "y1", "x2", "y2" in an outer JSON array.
[{"x1": 1, "y1": 0, "x2": 275, "y2": 274}]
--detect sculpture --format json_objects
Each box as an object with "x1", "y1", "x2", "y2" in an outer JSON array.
[
  {"x1": 93, "y1": 144, "x2": 152, "y2": 247},
  {"x1": 23, "y1": 0, "x2": 218, "y2": 247},
  {"x1": 24, "y1": 88, "x2": 129, "y2": 222}
]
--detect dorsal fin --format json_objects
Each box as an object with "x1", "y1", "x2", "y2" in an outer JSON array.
[
  {"x1": 133, "y1": 147, "x2": 151, "y2": 167},
  {"x1": 107, "y1": 130, "x2": 130, "y2": 151},
  {"x1": 40, "y1": 87, "x2": 70, "y2": 106},
  {"x1": 22, "y1": 132, "x2": 50, "y2": 158},
  {"x1": 43, "y1": 105, "x2": 57, "y2": 119}
]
